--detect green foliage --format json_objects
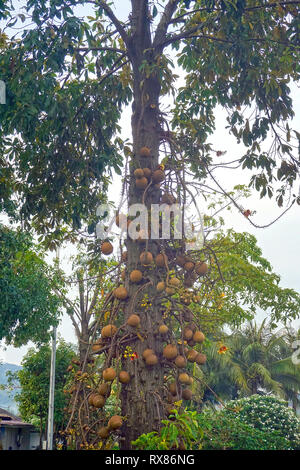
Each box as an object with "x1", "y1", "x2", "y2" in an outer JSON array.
[
  {"x1": 132, "y1": 408, "x2": 202, "y2": 450},
  {"x1": 0, "y1": 224, "x2": 63, "y2": 346},
  {"x1": 6, "y1": 339, "x2": 75, "y2": 437},
  {"x1": 200, "y1": 321, "x2": 300, "y2": 404},
  {"x1": 132, "y1": 407, "x2": 293, "y2": 450},
  {"x1": 198, "y1": 408, "x2": 293, "y2": 450},
  {"x1": 223, "y1": 394, "x2": 300, "y2": 448}
]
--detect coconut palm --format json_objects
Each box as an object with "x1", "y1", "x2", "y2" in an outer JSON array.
[{"x1": 201, "y1": 320, "x2": 300, "y2": 408}]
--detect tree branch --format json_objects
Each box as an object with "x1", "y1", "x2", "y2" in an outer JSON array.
[{"x1": 153, "y1": 0, "x2": 181, "y2": 50}]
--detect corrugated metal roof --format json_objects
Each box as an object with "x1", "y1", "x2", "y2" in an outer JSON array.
[{"x1": 0, "y1": 407, "x2": 33, "y2": 427}]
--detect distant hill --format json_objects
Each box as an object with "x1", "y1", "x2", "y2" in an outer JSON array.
[{"x1": 0, "y1": 362, "x2": 21, "y2": 415}]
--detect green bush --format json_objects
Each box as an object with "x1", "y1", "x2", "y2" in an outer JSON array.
[
  {"x1": 223, "y1": 395, "x2": 300, "y2": 448},
  {"x1": 132, "y1": 407, "x2": 293, "y2": 450}
]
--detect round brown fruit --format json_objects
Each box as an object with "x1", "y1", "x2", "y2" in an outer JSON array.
[
  {"x1": 175, "y1": 355, "x2": 187, "y2": 368},
  {"x1": 193, "y1": 330, "x2": 205, "y2": 343},
  {"x1": 115, "y1": 213, "x2": 127, "y2": 229},
  {"x1": 139, "y1": 146, "x2": 151, "y2": 158},
  {"x1": 88, "y1": 393, "x2": 97, "y2": 406},
  {"x1": 165, "y1": 287, "x2": 175, "y2": 295},
  {"x1": 175, "y1": 255, "x2": 186, "y2": 267},
  {"x1": 91, "y1": 344, "x2": 102, "y2": 353},
  {"x1": 195, "y1": 262, "x2": 208, "y2": 276},
  {"x1": 134, "y1": 168, "x2": 144, "y2": 179},
  {"x1": 129, "y1": 269, "x2": 143, "y2": 283},
  {"x1": 183, "y1": 328, "x2": 194, "y2": 341},
  {"x1": 145, "y1": 353, "x2": 158, "y2": 366},
  {"x1": 159, "y1": 324, "x2": 169, "y2": 335},
  {"x1": 108, "y1": 415, "x2": 123, "y2": 430},
  {"x1": 142, "y1": 348, "x2": 154, "y2": 360},
  {"x1": 182, "y1": 388, "x2": 193, "y2": 400},
  {"x1": 163, "y1": 344, "x2": 178, "y2": 360},
  {"x1": 152, "y1": 169, "x2": 165, "y2": 184},
  {"x1": 103, "y1": 367, "x2": 117, "y2": 382},
  {"x1": 187, "y1": 349, "x2": 198, "y2": 362},
  {"x1": 101, "y1": 324, "x2": 117, "y2": 338},
  {"x1": 184, "y1": 261, "x2": 195, "y2": 272},
  {"x1": 142, "y1": 167, "x2": 152, "y2": 179},
  {"x1": 114, "y1": 286, "x2": 128, "y2": 300},
  {"x1": 155, "y1": 253, "x2": 168, "y2": 268},
  {"x1": 195, "y1": 353, "x2": 207, "y2": 365},
  {"x1": 119, "y1": 371, "x2": 131, "y2": 384},
  {"x1": 136, "y1": 177, "x2": 148, "y2": 190},
  {"x1": 139, "y1": 251, "x2": 153, "y2": 265},
  {"x1": 169, "y1": 382, "x2": 178, "y2": 396},
  {"x1": 98, "y1": 383, "x2": 110, "y2": 397},
  {"x1": 169, "y1": 277, "x2": 180, "y2": 287},
  {"x1": 178, "y1": 373, "x2": 190, "y2": 384},
  {"x1": 156, "y1": 281, "x2": 165, "y2": 293},
  {"x1": 121, "y1": 251, "x2": 128, "y2": 262},
  {"x1": 127, "y1": 314, "x2": 140, "y2": 327},
  {"x1": 161, "y1": 193, "x2": 176, "y2": 205},
  {"x1": 101, "y1": 241, "x2": 113, "y2": 255},
  {"x1": 98, "y1": 426, "x2": 110, "y2": 439},
  {"x1": 92, "y1": 394, "x2": 105, "y2": 408}
]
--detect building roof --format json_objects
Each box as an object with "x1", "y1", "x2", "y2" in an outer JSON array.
[{"x1": 0, "y1": 407, "x2": 33, "y2": 428}]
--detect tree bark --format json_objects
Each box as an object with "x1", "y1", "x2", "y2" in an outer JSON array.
[{"x1": 119, "y1": 2, "x2": 167, "y2": 450}]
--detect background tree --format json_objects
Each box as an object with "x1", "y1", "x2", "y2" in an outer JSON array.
[
  {"x1": 6, "y1": 339, "x2": 75, "y2": 448},
  {"x1": 0, "y1": 224, "x2": 63, "y2": 346},
  {"x1": 1, "y1": 0, "x2": 300, "y2": 449},
  {"x1": 199, "y1": 320, "x2": 300, "y2": 405}
]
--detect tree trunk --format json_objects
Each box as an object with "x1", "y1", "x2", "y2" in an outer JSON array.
[{"x1": 120, "y1": 4, "x2": 167, "y2": 449}]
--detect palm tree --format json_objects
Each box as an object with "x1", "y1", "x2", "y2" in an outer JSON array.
[{"x1": 201, "y1": 320, "x2": 300, "y2": 408}]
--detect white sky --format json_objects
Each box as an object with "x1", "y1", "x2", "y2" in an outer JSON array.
[{"x1": 1, "y1": 0, "x2": 299, "y2": 365}]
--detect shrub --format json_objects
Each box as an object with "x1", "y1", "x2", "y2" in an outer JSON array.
[
  {"x1": 132, "y1": 406, "x2": 293, "y2": 450},
  {"x1": 223, "y1": 395, "x2": 300, "y2": 448}
]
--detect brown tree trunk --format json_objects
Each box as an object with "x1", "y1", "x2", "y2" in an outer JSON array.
[{"x1": 120, "y1": 2, "x2": 167, "y2": 449}]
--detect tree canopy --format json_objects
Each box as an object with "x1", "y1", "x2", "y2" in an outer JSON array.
[{"x1": 0, "y1": 224, "x2": 62, "y2": 346}]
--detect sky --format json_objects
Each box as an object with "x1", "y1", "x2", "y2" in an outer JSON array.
[{"x1": 1, "y1": 0, "x2": 299, "y2": 365}]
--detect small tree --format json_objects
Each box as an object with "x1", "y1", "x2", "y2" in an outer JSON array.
[{"x1": 6, "y1": 339, "x2": 75, "y2": 447}]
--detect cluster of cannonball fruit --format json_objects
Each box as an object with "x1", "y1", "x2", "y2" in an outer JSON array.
[{"x1": 96, "y1": 146, "x2": 209, "y2": 419}]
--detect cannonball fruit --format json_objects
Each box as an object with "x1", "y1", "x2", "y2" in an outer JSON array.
[
  {"x1": 182, "y1": 389, "x2": 193, "y2": 400},
  {"x1": 155, "y1": 253, "x2": 168, "y2": 268},
  {"x1": 98, "y1": 383, "x2": 110, "y2": 397},
  {"x1": 156, "y1": 281, "x2": 165, "y2": 292},
  {"x1": 178, "y1": 373, "x2": 190, "y2": 384},
  {"x1": 145, "y1": 353, "x2": 158, "y2": 366},
  {"x1": 169, "y1": 277, "x2": 180, "y2": 287},
  {"x1": 129, "y1": 270, "x2": 143, "y2": 283},
  {"x1": 143, "y1": 167, "x2": 152, "y2": 179},
  {"x1": 142, "y1": 348, "x2": 154, "y2": 360},
  {"x1": 108, "y1": 415, "x2": 123, "y2": 430},
  {"x1": 127, "y1": 314, "x2": 140, "y2": 327},
  {"x1": 159, "y1": 324, "x2": 169, "y2": 335},
  {"x1": 119, "y1": 371, "x2": 131, "y2": 384},
  {"x1": 183, "y1": 328, "x2": 194, "y2": 341},
  {"x1": 139, "y1": 146, "x2": 151, "y2": 158},
  {"x1": 134, "y1": 168, "x2": 144, "y2": 179},
  {"x1": 98, "y1": 426, "x2": 110, "y2": 439},
  {"x1": 101, "y1": 324, "x2": 117, "y2": 338},
  {"x1": 195, "y1": 353, "x2": 207, "y2": 365},
  {"x1": 152, "y1": 169, "x2": 165, "y2": 184},
  {"x1": 195, "y1": 262, "x2": 208, "y2": 276},
  {"x1": 140, "y1": 251, "x2": 153, "y2": 265},
  {"x1": 175, "y1": 355, "x2": 187, "y2": 368},
  {"x1": 93, "y1": 394, "x2": 105, "y2": 408},
  {"x1": 184, "y1": 261, "x2": 195, "y2": 272},
  {"x1": 136, "y1": 177, "x2": 148, "y2": 190},
  {"x1": 114, "y1": 286, "x2": 128, "y2": 300},
  {"x1": 193, "y1": 331, "x2": 205, "y2": 343},
  {"x1": 163, "y1": 344, "x2": 178, "y2": 360},
  {"x1": 169, "y1": 382, "x2": 178, "y2": 396},
  {"x1": 103, "y1": 368, "x2": 116, "y2": 382},
  {"x1": 101, "y1": 241, "x2": 113, "y2": 255}
]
